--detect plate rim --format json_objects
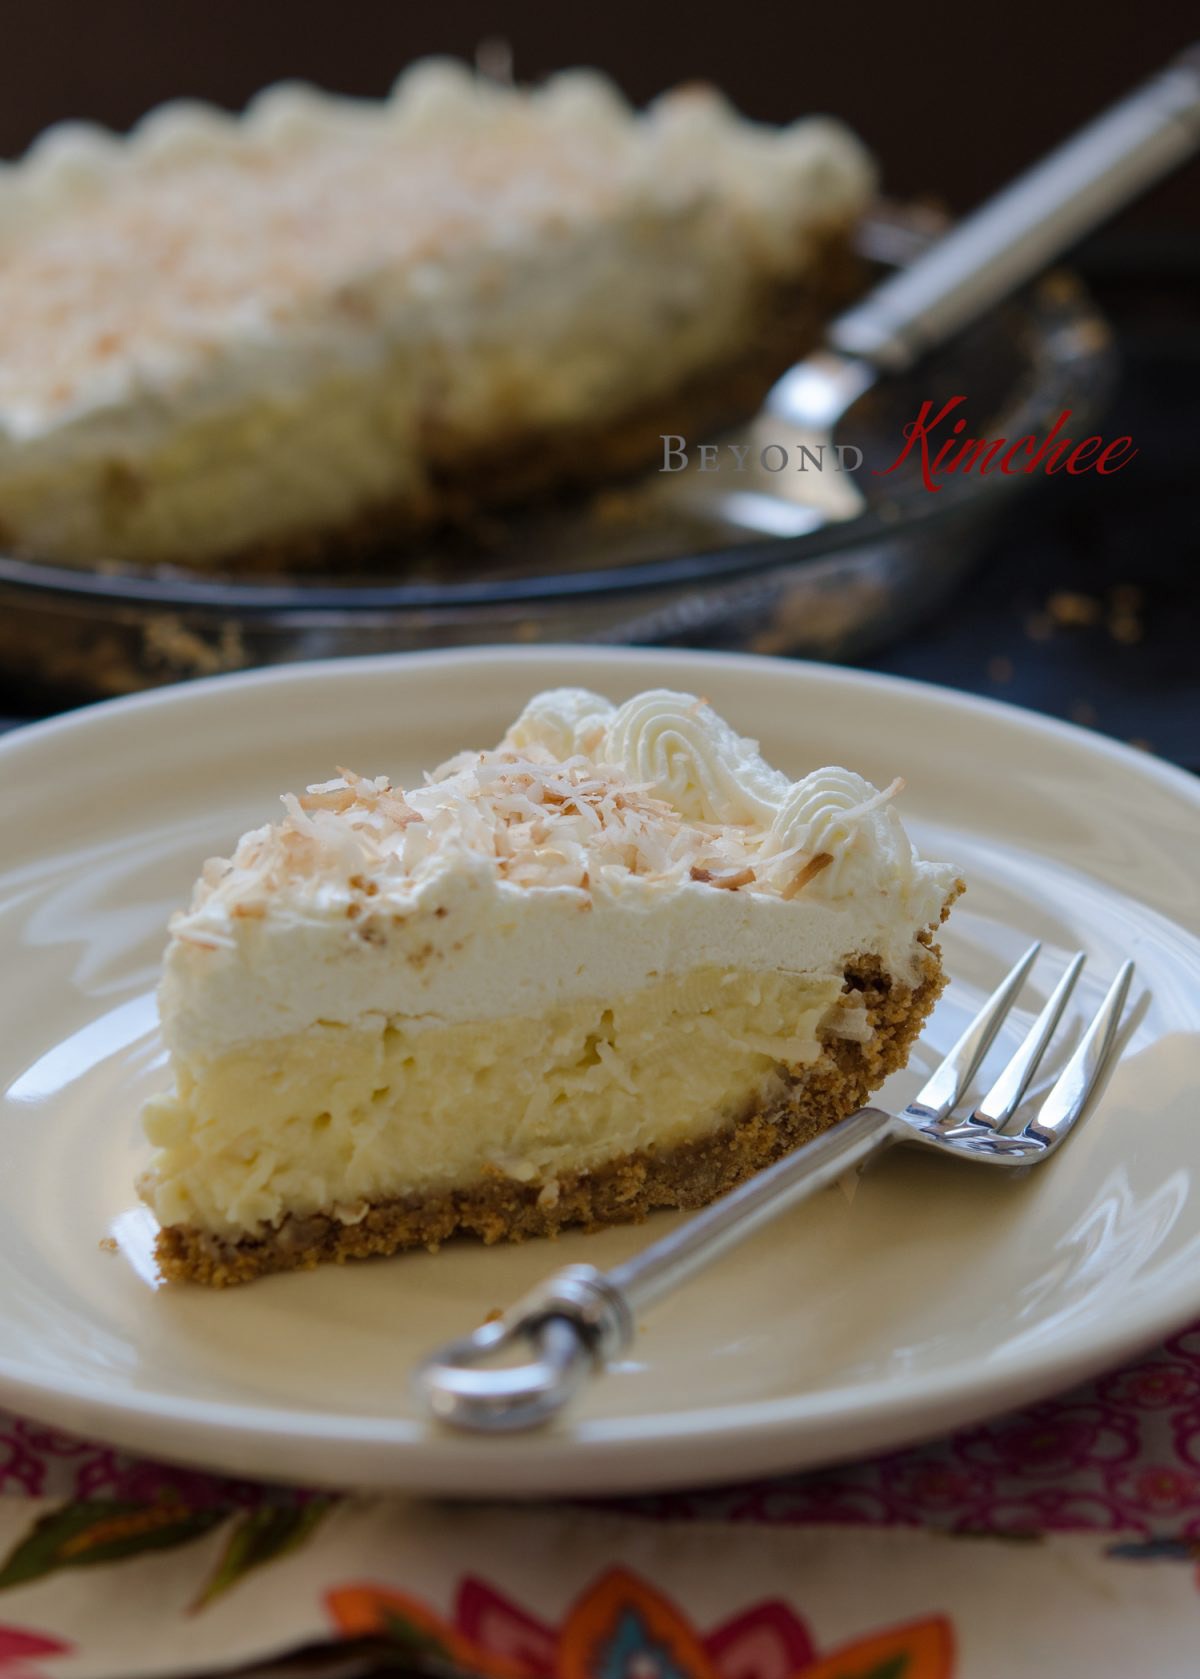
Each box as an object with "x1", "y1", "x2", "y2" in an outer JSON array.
[
  {"x1": 5, "y1": 641, "x2": 1198, "y2": 811},
  {"x1": 2, "y1": 644, "x2": 1199, "y2": 1487}
]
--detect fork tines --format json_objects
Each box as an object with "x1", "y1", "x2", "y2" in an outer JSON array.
[{"x1": 906, "y1": 943, "x2": 1134, "y2": 1158}]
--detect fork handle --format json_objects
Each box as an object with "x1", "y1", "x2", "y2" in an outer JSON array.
[
  {"x1": 829, "y1": 47, "x2": 1200, "y2": 372},
  {"x1": 608, "y1": 1104, "x2": 897, "y2": 1313},
  {"x1": 412, "y1": 1105, "x2": 897, "y2": 1433}
]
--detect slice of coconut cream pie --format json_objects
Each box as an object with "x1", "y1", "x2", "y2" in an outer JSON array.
[{"x1": 140, "y1": 690, "x2": 962, "y2": 1284}]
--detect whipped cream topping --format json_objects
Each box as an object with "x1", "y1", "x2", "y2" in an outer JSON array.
[
  {"x1": 500, "y1": 689, "x2": 917, "y2": 901},
  {"x1": 602, "y1": 689, "x2": 788, "y2": 824},
  {"x1": 160, "y1": 689, "x2": 961, "y2": 1055},
  {"x1": 0, "y1": 62, "x2": 873, "y2": 441}
]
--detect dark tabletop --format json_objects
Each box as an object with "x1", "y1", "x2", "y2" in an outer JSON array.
[
  {"x1": 862, "y1": 236, "x2": 1200, "y2": 774},
  {"x1": 1, "y1": 236, "x2": 1198, "y2": 767}
]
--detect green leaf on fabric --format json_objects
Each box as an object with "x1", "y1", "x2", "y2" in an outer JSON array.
[
  {"x1": 857, "y1": 1657, "x2": 909, "y2": 1679},
  {"x1": 378, "y1": 1607, "x2": 465, "y2": 1671},
  {"x1": 0, "y1": 1501, "x2": 227, "y2": 1590},
  {"x1": 191, "y1": 1500, "x2": 333, "y2": 1612}
]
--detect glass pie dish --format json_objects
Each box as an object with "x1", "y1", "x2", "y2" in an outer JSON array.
[{"x1": 0, "y1": 208, "x2": 1114, "y2": 705}]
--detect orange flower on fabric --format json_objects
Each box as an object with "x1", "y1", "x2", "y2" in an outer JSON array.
[
  {"x1": 557, "y1": 1568, "x2": 720, "y2": 1679},
  {"x1": 325, "y1": 1567, "x2": 955, "y2": 1678},
  {"x1": 798, "y1": 1615, "x2": 954, "y2": 1678},
  {"x1": 326, "y1": 1583, "x2": 532, "y2": 1677}
]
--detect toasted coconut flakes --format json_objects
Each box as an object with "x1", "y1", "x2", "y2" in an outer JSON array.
[
  {"x1": 840, "y1": 777, "x2": 904, "y2": 824},
  {"x1": 782, "y1": 852, "x2": 833, "y2": 899},
  {"x1": 690, "y1": 865, "x2": 757, "y2": 890},
  {"x1": 298, "y1": 787, "x2": 356, "y2": 814},
  {"x1": 181, "y1": 734, "x2": 907, "y2": 925},
  {"x1": 377, "y1": 793, "x2": 423, "y2": 826}
]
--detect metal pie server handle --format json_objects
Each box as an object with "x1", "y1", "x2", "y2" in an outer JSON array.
[
  {"x1": 829, "y1": 45, "x2": 1200, "y2": 372},
  {"x1": 411, "y1": 1107, "x2": 894, "y2": 1432}
]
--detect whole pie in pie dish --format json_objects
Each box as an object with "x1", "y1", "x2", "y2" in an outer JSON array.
[
  {"x1": 139, "y1": 688, "x2": 962, "y2": 1285},
  {"x1": 0, "y1": 63, "x2": 873, "y2": 571}
]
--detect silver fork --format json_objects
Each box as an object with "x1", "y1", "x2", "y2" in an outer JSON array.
[{"x1": 412, "y1": 946, "x2": 1134, "y2": 1433}]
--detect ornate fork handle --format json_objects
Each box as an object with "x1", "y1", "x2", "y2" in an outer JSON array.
[
  {"x1": 412, "y1": 947, "x2": 1133, "y2": 1434},
  {"x1": 413, "y1": 1105, "x2": 898, "y2": 1433}
]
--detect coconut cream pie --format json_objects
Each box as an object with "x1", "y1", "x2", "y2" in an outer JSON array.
[
  {"x1": 139, "y1": 688, "x2": 962, "y2": 1285},
  {"x1": 0, "y1": 62, "x2": 872, "y2": 570}
]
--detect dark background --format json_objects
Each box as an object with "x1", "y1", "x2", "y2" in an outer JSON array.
[
  {"x1": 3, "y1": 0, "x2": 1196, "y2": 234},
  {"x1": 1, "y1": 1, "x2": 1197, "y2": 763}
]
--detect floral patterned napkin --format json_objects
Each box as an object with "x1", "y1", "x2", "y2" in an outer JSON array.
[
  {"x1": 0, "y1": 1499, "x2": 1197, "y2": 1679},
  {"x1": 2, "y1": 1322, "x2": 1200, "y2": 1677}
]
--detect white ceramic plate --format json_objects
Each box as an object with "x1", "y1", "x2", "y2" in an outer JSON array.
[{"x1": 2, "y1": 648, "x2": 1198, "y2": 1497}]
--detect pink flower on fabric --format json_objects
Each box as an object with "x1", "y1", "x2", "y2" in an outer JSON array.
[
  {"x1": 878, "y1": 1459, "x2": 994, "y2": 1514},
  {"x1": 0, "y1": 1624, "x2": 71, "y2": 1678},
  {"x1": 957, "y1": 1405, "x2": 1137, "y2": 1477},
  {"x1": 1164, "y1": 1326, "x2": 1200, "y2": 1362},
  {"x1": 1169, "y1": 1410, "x2": 1200, "y2": 1472},
  {"x1": 977, "y1": 1491, "x2": 1142, "y2": 1535},
  {"x1": 0, "y1": 1429, "x2": 46, "y2": 1500},
  {"x1": 10, "y1": 1425, "x2": 90, "y2": 1461},
  {"x1": 1098, "y1": 1363, "x2": 1200, "y2": 1411},
  {"x1": 1109, "y1": 1464, "x2": 1200, "y2": 1518},
  {"x1": 71, "y1": 1453, "x2": 267, "y2": 1511},
  {"x1": 723, "y1": 1477, "x2": 896, "y2": 1527}
]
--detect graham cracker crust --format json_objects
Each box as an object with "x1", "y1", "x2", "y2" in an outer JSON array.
[
  {"x1": 155, "y1": 941, "x2": 948, "y2": 1287},
  {"x1": 156, "y1": 224, "x2": 864, "y2": 574}
]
